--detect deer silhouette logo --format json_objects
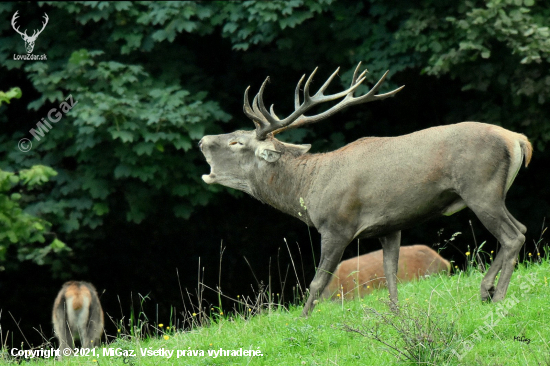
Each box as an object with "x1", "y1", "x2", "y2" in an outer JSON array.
[{"x1": 11, "y1": 11, "x2": 49, "y2": 54}]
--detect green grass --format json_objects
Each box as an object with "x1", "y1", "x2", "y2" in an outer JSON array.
[{"x1": 3, "y1": 259, "x2": 550, "y2": 365}]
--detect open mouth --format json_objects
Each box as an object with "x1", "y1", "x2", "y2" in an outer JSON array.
[
  {"x1": 199, "y1": 139, "x2": 217, "y2": 184},
  {"x1": 201, "y1": 156, "x2": 216, "y2": 184}
]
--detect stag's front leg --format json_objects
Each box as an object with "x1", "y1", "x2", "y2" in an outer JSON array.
[
  {"x1": 302, "y1": 234, "x2": 348, "y2": 317},
  {"x1": 379, "y1": 231, "x2": 401, "y2": 311}
]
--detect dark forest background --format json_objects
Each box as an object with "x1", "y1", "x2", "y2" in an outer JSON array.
[{"x1": 1, "y1": 1, "x2": 549, "y2": 348}]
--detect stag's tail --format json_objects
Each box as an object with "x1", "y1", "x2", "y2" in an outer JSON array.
[
  {"x1": 518, "y1": 134, "x2": 533, "y2": 167},
  {"x1": 503, "y1": 131, "x2": 532, "y2": 193}
]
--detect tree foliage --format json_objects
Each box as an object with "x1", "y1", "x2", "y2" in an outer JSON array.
[
  {"x1": 0, "y1": 164, "x2": 67, "y2": 269},
  {"x1": 1, "y1": 88, "x2": 66, "y2": 271},
  {"x1": 0, "y1": 0, "x2": 548, "y2": 278}
]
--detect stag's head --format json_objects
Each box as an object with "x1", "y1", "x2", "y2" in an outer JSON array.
[
  {"x1": 199, "y1": 63, "x2": 404, "y2": 192},
  {"x1": 11, "y1": 11, "x2": 49, "y2": 53}
]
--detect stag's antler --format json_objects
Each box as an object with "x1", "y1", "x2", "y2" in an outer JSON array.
[{"x1": 243, "y1": 63, "x2": 405, "y2": 139}]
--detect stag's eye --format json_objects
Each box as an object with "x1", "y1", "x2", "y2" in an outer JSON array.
[{"x1": 229, "y1": 141, "x2": 243, "y2": 146}]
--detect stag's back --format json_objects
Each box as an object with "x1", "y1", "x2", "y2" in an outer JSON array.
[{"x1": 323, "y1": 245, "x2": 450, "y2": 300}]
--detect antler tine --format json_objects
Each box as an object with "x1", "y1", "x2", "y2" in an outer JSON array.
[
  {"x1": 294, "y1": 74, "x2": 305, "y2": 110},
  {"x1": 352, "y1": 67, "x2": 368, "y2": 88},
  {"x1": 252, "y1": 94, "x2": 270, "y2": 127},
  {"x1": 348, "y1": 70, "x2": 404, "y2": 105},
  {"x1": 244, "y1": 86, "x2": 258, "y2": 119},
  {"x1": 363, "y1": 70, "x2": 389, "y2": 98},
  {"x1": 351, "y1": 62, "x2": 362, "y2": 86},
  {"x1": 302, "y1": 67, "x2": 318, "y2": 105},
  {"x1": 306, "y1": 74, "x2": 366, "y2": 106},
  {"x1": 314, "y1": 67, "x2": 340, "y2": 98},
  {"x1": 244, "y1": 86, "x2": 268, "y2": 127},
  {"x1": 373, "y1": 85, "x2": 406, "y2": 99},
  {"x1": 269, "y1": 105, "x2": 280, "y2": 121},
  {"x1": 257, "y1": 77, "x2": 281, "y2": 126}
]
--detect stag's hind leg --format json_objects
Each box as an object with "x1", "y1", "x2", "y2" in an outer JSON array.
[
  {"x1": 480, "y1": 248, "x2": 505, "y2": 300},
  {"x1": 468, "y1": 200, "x2": 525, "y2": 302},
  {"x1": 472, "y1": 206, "x2": 526, "y2": 300}
]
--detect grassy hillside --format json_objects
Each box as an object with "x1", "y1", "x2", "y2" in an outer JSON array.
[{"x1": 3, "y1": 259, "x2": 550, "y2": 365}]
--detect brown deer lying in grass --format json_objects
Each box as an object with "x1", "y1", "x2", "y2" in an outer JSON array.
[
  {"x1": 323, "y1": 245, "x2": 450, "y2": 300},
  {"x1": 52, "y1": 281, "x2": 104, "y2": 355},
  {"x1": 199, "y1": 63, "x2": 532, "y2": 316}
]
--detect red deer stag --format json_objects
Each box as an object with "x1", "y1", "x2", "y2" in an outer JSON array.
[
  {"x1": 52, "y1": 281, "x2": 104, "y2": 355},
  {"x1": 199, "y1": 63, "x2": 532, "y2": 316},
  {"x1": 323, "y1": 245, "x2": 450, "y2": 300}
]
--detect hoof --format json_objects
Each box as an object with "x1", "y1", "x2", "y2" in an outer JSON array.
[
  {"x1": 481, "y1": 286, "x2": 496, "y2": 302},
  {"x1": 388, "y1": 300, "x2": 399, "y2": 313}
]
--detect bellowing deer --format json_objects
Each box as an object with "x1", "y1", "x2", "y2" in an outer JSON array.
[
  {"x1": 52, "y1": 281, "x2": 104, "y2": 355},
  {"x1": 199, "y1": 63, "x2": 532, "y2": 316},
  {"x1": 322, "y1": 245, "x2": 450, "y2": 300}
]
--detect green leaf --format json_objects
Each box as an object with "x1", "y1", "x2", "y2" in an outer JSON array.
[
  {"x1": 69, "y1": 49, "x2": 90, "y2": 65},
  {"x1": 93, "y1": 203, "x2": 110, "y2": 216},
  {"x1": 0, "y1": 87, "x2": 22, "y2": 106},
  {"x1": 111, "y1": 130, "x2": 135, "y2": 142}
]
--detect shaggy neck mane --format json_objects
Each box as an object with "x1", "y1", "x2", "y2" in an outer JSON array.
[{"x1": 249, "y1": 149, "x2": 320, "y2": 224}]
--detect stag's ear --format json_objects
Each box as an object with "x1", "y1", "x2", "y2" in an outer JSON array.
[
  {"x1": 255, "y1": 141, "x2": 282, "y2": 163},
  {"x1": 281, "y1": 142, "x2": 311, "y2": 155},
  {"x1": 258, "y1": 148, "x2": 282, "y2": 162}
]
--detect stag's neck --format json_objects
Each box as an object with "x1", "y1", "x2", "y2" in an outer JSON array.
[{"x1": 249, "y1": 154, "x2": 319, "y2": 225}]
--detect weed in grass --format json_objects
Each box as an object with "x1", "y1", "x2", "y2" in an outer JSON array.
[{"x1": 343, "y1": 301, "x2": 461, "y2": 366}]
